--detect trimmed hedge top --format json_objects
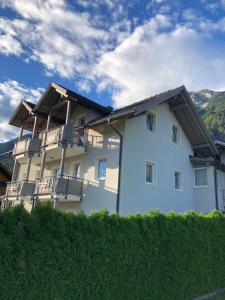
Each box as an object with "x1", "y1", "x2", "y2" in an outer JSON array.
[{"x1": 0, "y1": 204, "x2": 225, "y2": 300}]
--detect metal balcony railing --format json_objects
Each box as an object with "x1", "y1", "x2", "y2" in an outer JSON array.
[
  {"x1": 13, "y1": 137, "x2": 41, "y2": 156},
  {"x1": 35, "y1": 175, "x2": 83, "y2": 199},
  {"x1": 6, "y1": 181, "x2": 36, "y2": 198},
  {"x1": 42, "y1": 125, "x2": 87, "y2": 147}
]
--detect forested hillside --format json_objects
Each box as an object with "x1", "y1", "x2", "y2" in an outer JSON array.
[{"x1": 190, "y1": 89, "x2": 225, "y2": 141}]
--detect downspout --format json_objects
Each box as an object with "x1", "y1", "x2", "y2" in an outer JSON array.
[
  {"x1": 108, "y1": 119, "x2": 123, "y2": 214},
  {"x1": 214, "y1": 166, "x2": 219, "y2": 210}
]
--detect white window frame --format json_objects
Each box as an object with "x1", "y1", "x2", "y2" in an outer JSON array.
[
  {"x1": 194, "y1": 167, "x2": 208, "y2": 188},
  {"x1": 146, "y1": 111, "x2": 157, "y2": 133},
  {"x1": 145, "y1": 161, "x2": 157, "y2": 186},
  {"x1": 97, "y1": 157, "x2": 107, "y2": 181},
  {"x1": 78, "y1": 116, "x2": 86, "y2": 127},
  {"x1": 172, "y1": 124, "x2": 181, "y2": 144},
  {"x1": 174, "y1": 170, "x2": 183, "y2": 192}
]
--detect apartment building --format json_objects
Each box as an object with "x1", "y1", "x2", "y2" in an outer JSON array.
[{"x1": 2, "y1": 83, "x2": 225, "y2": 214}]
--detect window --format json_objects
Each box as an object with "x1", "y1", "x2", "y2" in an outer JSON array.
[
  {"x1": 98, "y1": 159, "x2": 107, "y2": 180},
  {"x1": 194, "y1": 168, "x2": 208, "y2": 187},
  {"x1": 172, "y1": 125, "x2": 180, "y2": 144},
  {"x1": 145, "y1": 161, "x2": 155, "y2": 184},
  {"x1": 79, "y1": 117, "x2": 86, "y2": 127},
  {"x1": 146, "y1": 112, "x2": 156, "y2": 132},
  {"x1": 73, "y1": 163, "x2": 81, "y2": 178},
  {"x1": 174, "y1": 171, "x2": 182, "y2": 191}
]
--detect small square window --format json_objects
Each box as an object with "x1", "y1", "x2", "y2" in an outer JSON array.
[
  {"x1": 172, "y1": 125, "x2": 180, "y2": 143},
  {"x1": 194, "y1": 168, "x2": 208, "y2": 187},
  {"x1": 146, "y1": 112, "x2": 156, "y2": 132},
  {"x1": 79, "y1": 117, "x2": 86, "y2": 127},
  {"x1": 98, "y1": 159, "x2": 107, "y2": 180},
  {"x1": 174, "y1": 171, "x2": 182, "y2": 191},
  {"x1": 146, "y1": 162, "x2": 155, "y2": 184}
]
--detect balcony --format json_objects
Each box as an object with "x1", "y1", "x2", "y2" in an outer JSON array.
[
  {"x1": 6, "y1": 180, "x2": 36, "y2": 200},
  {"x1": 41, "y1": 125, "x2": 87, "y2": 159},
  {"x1": 13, "y1": 137, "x2": 41, "y2": 157},
  {"x1": 35, "y1": 175, "x2": 83, "y2": 201},
  {"x1": 43, "y1": 125, "x2": 86, "y2": 146}
]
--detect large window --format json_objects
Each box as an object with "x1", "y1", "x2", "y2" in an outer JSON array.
[
  {"x1": 174, "y1": 170, "x2": 182, "y2": 191},
  {"x1": 194, "y1": 168, "x2": 208, "y2": 187},
  {"x1": 98, "y1": 159, "x2": 107, "y2": 180},
  {"x1": 172, "y1": 125, "x2": 180, "y2": 144},
  {"x1": 146, "y1": 112, "x2": 156, "y2": 132},
  {"x1": 145, "y1": 161, "x2": 155, "y2": 184}
]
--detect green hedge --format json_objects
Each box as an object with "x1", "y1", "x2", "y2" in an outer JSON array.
[{"x1": 0, "y1": 205, "x2": 225, "y2": 300}]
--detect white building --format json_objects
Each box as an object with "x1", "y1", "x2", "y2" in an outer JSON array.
[{"x1": 2, "y1": 83, "x2": 225, "y2": 214}]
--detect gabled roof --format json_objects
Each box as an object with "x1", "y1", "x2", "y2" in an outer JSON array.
[
  {"x1": 88, "y1": 85, "x2": 218, "y2": 157},
  {"x1": 9, "y1": 100, "x2": 35, "y2": 128},
  {"x1": 8, "y1": 82, "x2": 218, "y2": 157},
  {"x1": 35, "y1": 82, "x2": 112, "y2": 115},
  {"x1": 214, "y1": 140, "x2": 225, "y2": 153},
  {"x1": 88, "y1": 86, "x2": 184, "y2": 126}
]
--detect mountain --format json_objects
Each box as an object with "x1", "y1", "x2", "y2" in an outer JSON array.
[
  {"x1": 190, "y1": 89, "x2": 225, "y2": 141},
  {"x1": 0, "y1": 135, "x2": 31, "y2": 174},
  {"x1": 0, "y1": 138, "x2": 18, "y2": 174}
]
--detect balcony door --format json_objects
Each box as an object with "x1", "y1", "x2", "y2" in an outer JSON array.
[
  {"x1": 52, "y1": 168, "x2": 60, "y2": 177},
  {"x1": 73, "y1": 163, "x2": 81, "y2": 178}
]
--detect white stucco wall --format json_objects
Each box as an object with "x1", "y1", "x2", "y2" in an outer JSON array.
[
  {"x1": 69, "y1": 104, "x2": 101, "y2": 127},
  {"x1": 120, "y1": 102, "x2": 195, "y2": 214},
  {"x1": 41, "y1": 122, "x2": 123, "y2": 214},
  {"x1": 17, "y1": 161, "x2": 40, "y2": 181}
]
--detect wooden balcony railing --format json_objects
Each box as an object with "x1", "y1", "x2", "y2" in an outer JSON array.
[
  {"x1": 35, "y1": 175, "x2": 83, "y2": 199},
  {"x1": 6, "y1": 181, "x2": 36, "y2": 198},
  {"x1": 13, "y1": 137, "x2": 41, "y2": 156},
  {"x1": 42, "y1": 125, "x2": 87, "y2": 147}
]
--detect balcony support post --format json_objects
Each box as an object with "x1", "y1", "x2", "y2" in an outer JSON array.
[
  {"x1": 19, "y1": 126, "x2": 24, "y2": 141},
  {"x1": 46, "y1": 114, "x2": 51, "y2": 131},
  {"x1": 65, "y1": 100, "x2": 71, "y2": 125},
  {"x1": 32, "y1": 116, "x2": 37, "y2": 139},
  {"x1": 40, "y1": 114, "x2": 51, "y2": 179},
  {"x1": 12, "y1": 160, "x2": 19, "y2": 181},
  {"x1": 59, "y1": 143, "x2": 67, "y2": 176},
  {"x1": 11, "y1": 125, "x2": 23, "y2": 182},
  {"x1": 26, "y1": 155, "x2": 32, "y2": 181}
]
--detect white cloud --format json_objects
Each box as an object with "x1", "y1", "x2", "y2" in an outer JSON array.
[
  {"x1": 0, "y1": 34, "x2": 23, "y2": 56},
  {"x1": 0, "y1": 80, "x2": 44, "y2": 141},
  {"x1": 182, "y1": 8, "x2": 197, "y2": 21},
  {"x1": 96, "y1": 15, "x2": 225, "y2": 108},
  {"x1": 0, "y1": 80, "x2": 43, "y2": 107},
  {"x1": 0, "y1": 0, "x2": 130, "y2": 79},
  {"x1": 0, "y1": 120, "x2": 19, "y2": 143}
]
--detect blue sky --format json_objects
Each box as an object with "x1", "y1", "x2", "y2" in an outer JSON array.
[{"x1": 0, "y1": 0, "x2": 225, "y2": 141}]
